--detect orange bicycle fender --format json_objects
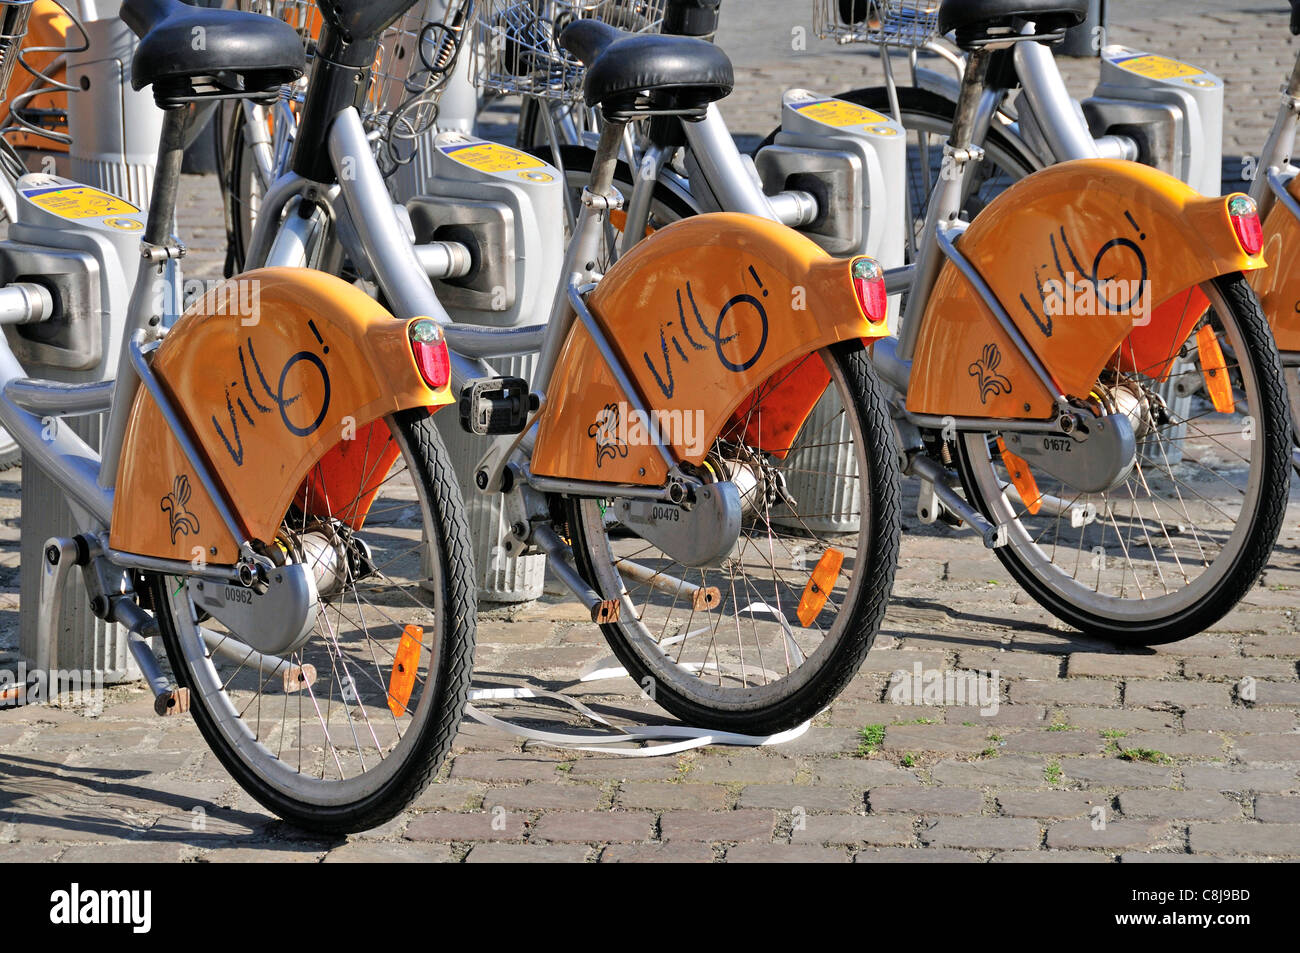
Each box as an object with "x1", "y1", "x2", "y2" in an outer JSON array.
[
  {"x1": 109, "y1": 268, "x2": 451, "y2": 564},
  {"x1": 531, "y1": 213, "x2": 889, "y2": 486},
  {"x1": 907, "y1": 159, "x2": 1264, "y2": 420},
  {"x1": 1253, "y1": 175, "x2": 1300, "y2": 353}
]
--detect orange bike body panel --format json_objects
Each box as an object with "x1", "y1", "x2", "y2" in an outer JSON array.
[
  {"x1": 1253, "y1": 174, "x2": 1300, "y2": 353},
  {"x1": 531, "y1": 213, "x2": 889, "y2": 485},
  {"x1": 907, "y1": 159, "x2": 1264, "y2": 419},
  {"x1": 109, "y1": 268, "x2": 450, "y2": 563}
]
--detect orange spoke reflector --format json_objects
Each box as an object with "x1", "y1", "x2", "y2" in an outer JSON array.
[
  {"x1": 996, "y1": 437, "x2": 1042, "y2": 515},
  {"x1": 797, "y1": 548, "x2": 844, "y2": 627},
  {"x1": 388, "y1": 625, "x2": 423, "y2": 718},
  {"x1": 1196, "y1": 324, "x2": 1235, "y2": 414}
]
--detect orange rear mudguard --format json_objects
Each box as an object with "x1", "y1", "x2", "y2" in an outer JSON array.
[
  {"x1": 1253, "y1": 173, "x2": 1300, "y2": 352},
  {"x1": 907, "y1": 159, "x2": 1265, "y2": 419},
  {"x1": 531, "y1": 213, "x2": 890, "y2": 486},
  {"x1": 109, "y1": 268, "x2": 452, "y2": 564}
]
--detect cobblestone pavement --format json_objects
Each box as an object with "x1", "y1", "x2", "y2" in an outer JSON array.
[{"x1": 0, "y1": 7, "x2": 1298, "y2": 863}]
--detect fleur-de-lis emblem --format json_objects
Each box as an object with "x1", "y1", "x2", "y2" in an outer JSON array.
[
  {"x1": 587, "y1": 403, "x2": 629, "y2": 469},
  {"x1": 968, "y1": 343, "x2": 1013, "y2": 405},
  {"x1": 161, "y1": 474, "x2": 201, "y2": 543}
]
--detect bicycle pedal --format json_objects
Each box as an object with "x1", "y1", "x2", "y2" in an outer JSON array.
[
  {"x1": 154, "y1": 688, "x2": 190, "y2": 717},
  {"x1": 459, "y1": 377, "x2": 538, "y2": 436}
]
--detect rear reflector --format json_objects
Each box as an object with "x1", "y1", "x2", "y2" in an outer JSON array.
[
  {"x1": 1228, "y1": 195, "x2": 1263, "y2": 256},
  {"x1": 410, "y1": 319, "x2": 451, "y2": 390},
  {"x1": 851, "y1": 257, "x2": 887, "y2": 322}
]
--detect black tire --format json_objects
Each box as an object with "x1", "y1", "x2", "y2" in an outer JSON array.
[
  {"x1": 955, "y1": 275, "x2": 1290, "y2": 645},
  {"x1": 218, "y1": 100, "x2": 262, "y2": 278},
  {"x1": 152, "y1": 409, "x2": 477, "y2": 833},
  {"x1": 567, "y1": 341, "x2": 902, "y2": 734}
]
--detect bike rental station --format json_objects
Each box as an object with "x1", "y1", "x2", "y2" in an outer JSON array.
[{"x1": 0, "y1": 0, "x2": 1293, "y2": 892}]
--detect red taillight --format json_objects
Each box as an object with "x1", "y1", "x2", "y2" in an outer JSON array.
[
  {"x1": 851, "y1": 257, "x2": 887, "y2": 322},
  {"x1": 1229, "y1": 195, "x2": 1263, "y2": 255},
  {"x1": 409, "y1": 319, "x2": 450, "y2": 390}
]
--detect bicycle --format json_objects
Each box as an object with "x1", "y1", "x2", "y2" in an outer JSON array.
[
  {"x1": 0, "y1": 0, "x2": 478, "y2": 833},
  {"x1": 198, "y1": 0, "x2": 912, "y2": 735},
  {"x1": 518, "y1": 0, "x2": 1292, "y2": 645}
]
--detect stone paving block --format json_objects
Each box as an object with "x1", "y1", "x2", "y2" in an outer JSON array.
[
  {"x1": 1000, "y1": 730, "x2": 1104, "y2": 755},
  {"x1": 530, "y1": 811, "x2": 654, "y2": 843},
  {"x1": 405, "y1": 811, "x2": 526, "y2": 842},
  {"x1": 921, "y1": 817, "x2": 1041, "y2": 850},
  {"x1": 790, "y1": 814, "x2": 915, "y2": 847},
  {"x1": 853, "y1": 847, "x2": 982, "y2": 863},
  {"x1": 1055, "y1": 758, "x2": 1176, "y2": 788},
  {"x1": 1119, "y1": 852, "x2": 1235, "y2": 863},
  {"x1": 1067, "y1": 654, "x2": 1177, "y2": 679},
  {"x1": 883, "y1": 724, "x2": 993, "y2": 754},
  {"x1": 1011, "y1": 679, "x2": 1119, "y2": 706},
  {"x1": 1148, "y1": 635, "x2": 1235, "y2": 658},
  {"x1": 1188, "y1": 822, "x2": 1300, "y2": 857},
  {"x1": 944, "y1": 705, "x2": 1047, "y2": 728},
  {"x1": 1181, "y1": 765, "x2": 1298, "y2": 793},
  {"x1": 1231, "y1": 734, "x2": 1300, "y2": 763},
  {"x1": 1255, "y1": 682, "x2": 1300, "y2": 705},
  {"x1": 930, "y1": 755, "x2": 1058, "y2": 788},
  {"x1": 566, "y1": 757, "x2": 683, "y2": 782},
  {"x1": 738, "y1": 783, "x2": 862, "y2": 812},
  {"x1": 997, "y1": 792, "x2": 1105, "y2": 819},
  {"x1": 57, "y1": 843, "x2": 189, "y2": 863},
  {"x1": 1046, "y1": 819, "x2": 1170, "y2": 850},
  {"x1": 688, "y1": 755, "x2": 798, "y2": 784},
  {"x1": 990, "y1": 850, "x2": 1112, "y2": 863},
  {"x1": 1057, "y1": 707, "x2": 1179, "y2": 731},
  {"x1": 449, "y1": 753, "x2": 568, "y2": 782},
  {"x1": 958, "y1": 651, "x2": 1062, "y2": 680},
  {"x1": 1254, "y1": 796, "x2": 1300, "y2": 823},
  {"x1": 1117, "y1": 790, "x2": 1241, "y2": 821},
  {"x1": 1124, "y1": 681, "x2": 1232, "y2": 708},
  {"x1": 725, "y1": 844, "x2": 850, "y2": 863},
  {"x1": 600, "y1": 843, "x2": 714, "y2": 863},
  {"x1": 483, "y1": 784, "x2": 604, "y2": 812},
  {"x1": 659, "y1": 809, "x2": 775, "y2": 842},
  {"x1": 466, "y1": 843, "x2": 589, "y2": 863},
  {"x1": 200, "y1": 847, "x2": 325, "y2": 862},
  {"x1": 1184, "y1": 658, "x2": 1298, "y2": 680},
  {"x1": 0, "y1": 843, "x2": 61, "y2": 862},
  {"x1": 809, "y1": 758, "x2": 922, "y2": 788},
  {"x1": 1182, "y1": 708, "x2": 1295, "y2": 733},
  {"x1": 867, "y1": 786, "x2": 984, "y2": 815},
  {"x1": 618, "y1": 782, "x2": 729, "y2": 811},
  {"x1": 411, "y1": 781, "x2": 486, "y2": 811},
  {"x1": 324, "y1": 841, "x2": 452, "y2": 863},
  {"x1": 1118, "y1": 731, "x2": 1228, "y2": 758},
  {"x1": 1242, "y1": 634, "x2": 1300, "y2": 657}
]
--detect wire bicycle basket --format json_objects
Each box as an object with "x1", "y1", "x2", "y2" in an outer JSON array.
[
  {"x1": 814, "y1": 0, "x2": 941, "y2": 48},
  {"x1": 0, "y1": 0, "x2": 90, "y2": 153},
  {"x1": 476, "y1": 0, "x2": 666, "y2": 102}
]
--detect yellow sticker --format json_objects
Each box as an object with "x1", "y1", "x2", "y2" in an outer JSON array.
[
  {"x1": 103, "y1": 217, "x2": 143, "y2": 231},
  {"x1": 1113, "y1": 54, "x2": 1203, "y2": 81},
  {"x1": 793, "y1": 99, "x2": 888, "y2": 128},
  {"x1": 23, "y1": 186, "x2": 138, "y2": 219},
  {"x1": 441, "y1": 141, "x2": 545, "y2": 174}
]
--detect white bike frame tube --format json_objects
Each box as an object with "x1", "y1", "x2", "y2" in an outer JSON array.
[
  {"x1": 681, "y1": 105, "x2": 779, "y2": 220},
  {"x1": 1013, "y1": 40, "x2": 1102, "y2": 160}
]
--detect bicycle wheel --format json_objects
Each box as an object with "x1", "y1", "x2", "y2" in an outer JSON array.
[
  {"x1": 567, "y1": 341, "x2": 902, "y2": 734},
  {"x1": 219, "y1": 100, "x2": 275, "y2": 276},
  {"x1": 152, "y1": 409, "x2": 476, "y2": 833},
  {"x1": 955, "y1": 275, "x2": 1290, "y2": 644}
]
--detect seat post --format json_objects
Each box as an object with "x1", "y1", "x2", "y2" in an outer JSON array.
[{"x1": 142, "y1": 105, "x2": 191, "y2": 248}]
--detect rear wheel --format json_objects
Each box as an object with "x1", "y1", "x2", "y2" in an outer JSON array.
[
  {"x1": 955, "y1": 275, "x2": 1290, "y2": 644},
  {"x1": 153, "y1": 410, "x2": 476, "y2": 833},
  {"x1": 567, "y1": 342, "x2": 901, "y2": 734}
]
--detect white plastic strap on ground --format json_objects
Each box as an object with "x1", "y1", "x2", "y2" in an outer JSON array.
[{"x1": 465, "y1": 602, "x2": 813, "y2": 756}]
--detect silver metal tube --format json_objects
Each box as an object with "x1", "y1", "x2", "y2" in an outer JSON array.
[
  {"x1": 621, "y1": 143, "x2": 670, "y2": 255},
  {"x1": 5, "y1": 378, "x2": 115, "y2": 416},
  {"x1": 441, "y1": 322, "x2": 548, "y2": 359},
  {"x1": 0, "y1": 283, "x2": 52, "y2": 325},
  {"x1": 682, "y1": 106, "x2": 778, "y2": 220},
  {"x1": 768, "y1": 190, "x2": 819, "y2": 228},
  {"x1": 1014, "y1": 41, "x2": 1102, "y2": 161},
  {"x1": 328, "y1": 107, "x2": 490, "y2": 390},
  {"x1": 244, "y1": 171, "x2": 309, "y2": 269},
  {"x1": 614, "y1": 557, "x2": 720, "y2": 611},
  {"x1": 414, "y1": 241, "x2": 473, "y2": 279}
]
